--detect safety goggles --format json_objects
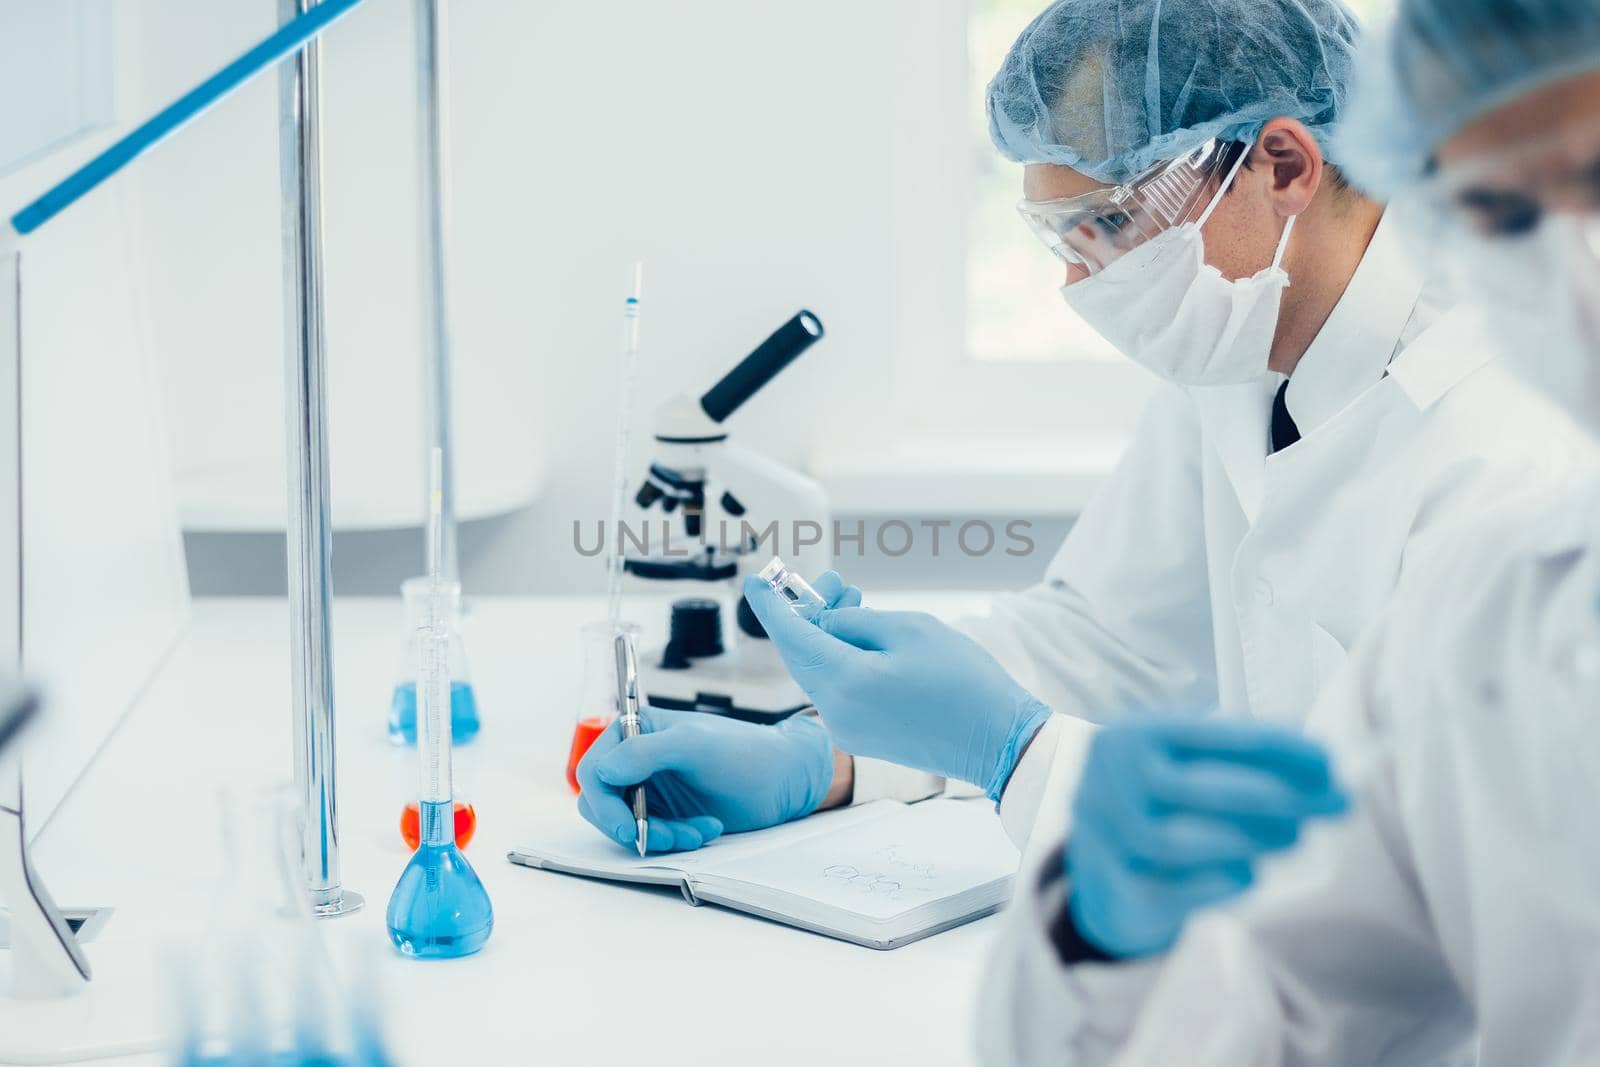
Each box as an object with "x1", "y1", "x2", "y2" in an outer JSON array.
[
  {"x1": 1426, "y1": 119, "x2": 1600, "y2": 238},
  {"x1": 1016, "y1": 139, "x2": 1249, "y2": 276}
]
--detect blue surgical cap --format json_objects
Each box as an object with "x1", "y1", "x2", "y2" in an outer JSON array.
[
  {"x1": 986, "y1": 0, "x2": 1363, "y2": 185},
  {"x1": 1338, "y1": 0, "x2": 1600, "y2": 198}
]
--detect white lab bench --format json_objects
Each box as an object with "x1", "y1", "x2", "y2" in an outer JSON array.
[{"x1": 18, "y1": 593, "x2": 1001, "y2": 1066}]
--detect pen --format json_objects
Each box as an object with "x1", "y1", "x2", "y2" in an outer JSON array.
[{"x1": 613, "y1": 630, "x2": 649, "y2": 857}]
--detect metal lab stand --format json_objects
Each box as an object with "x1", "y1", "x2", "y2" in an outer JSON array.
[{"x1": 279, "y1": 0, "x2": 362, "y2": 918}]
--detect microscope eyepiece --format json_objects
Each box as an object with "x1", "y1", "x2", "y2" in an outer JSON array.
[{"x1": 699, "y1": 311, "x2": 825, "y2": 424}]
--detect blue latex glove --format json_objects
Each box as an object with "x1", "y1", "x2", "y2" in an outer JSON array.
[
  {"x1": 1066, "y1": 718, "x2": 1351, "y2": 959},
  {"x1": 743, "y1": 573, "x2": 1051, "y2": 800},
  {"x1": 575, "y1": 707, "x2": 836, "y2": 854},
  {"x1": 574, "y1": 571, "x2": 861, "y2": 855}
]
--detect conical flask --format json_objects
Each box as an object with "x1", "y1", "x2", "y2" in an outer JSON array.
[
  {"x1": 565, "y1": 620, "x2": 640, "y2": 793},
  {"x1": 387, "y1": 577, "x2": 480, "y2": 746}
]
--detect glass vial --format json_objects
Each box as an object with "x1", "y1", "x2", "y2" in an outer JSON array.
[
  {"x1": 758, "y1": 557, "x2": 827, "y2": 622},
  {"x1": 387, "y1": 577, "x2": 480, "y2": 745}
]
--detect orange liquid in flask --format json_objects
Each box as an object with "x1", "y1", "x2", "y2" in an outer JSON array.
[
  {"x1": 566, "y1": 716, "x2": 611, "y2": 793},
  {"x1": 400, "y1": 801, "x2": 477, "y2": 851}
]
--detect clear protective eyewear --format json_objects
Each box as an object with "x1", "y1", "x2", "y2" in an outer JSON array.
[{"x1": 1016, "y1": 139, "x2": 1249, "y2": 276}]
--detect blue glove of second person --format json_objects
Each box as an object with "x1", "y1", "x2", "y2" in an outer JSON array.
[
  {"x1": 1066, "y1": 718, "x2": 1351, "y2": 959},
  {"x1": 743, "y1": 573, "x2": 1051, "y2": 801}
]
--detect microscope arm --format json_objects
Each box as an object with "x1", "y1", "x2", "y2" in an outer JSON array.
[{"x1": 715, "y1": 442, "x2": 831, "y2": 580}]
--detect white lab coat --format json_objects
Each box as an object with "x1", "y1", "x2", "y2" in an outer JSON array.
[
  {"x1": 976, "y1": 476, "x2": 1600, "y2": 1067},
  {"x1": 854, "y1": 207, "x2": 1596, "y2": 854}
]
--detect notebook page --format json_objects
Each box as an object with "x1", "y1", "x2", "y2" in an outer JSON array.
[
  {"x1": 699, "y1": 798, "x2": 1019, "y2": 923},
  {"x1": 510, "y1": 800, "x2": 900, "y2": 878}
]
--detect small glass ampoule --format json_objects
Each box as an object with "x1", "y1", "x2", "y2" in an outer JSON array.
[{"x1": 758, "y1": 557, "x2": 827, "y2": 622}]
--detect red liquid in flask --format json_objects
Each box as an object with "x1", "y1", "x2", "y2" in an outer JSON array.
[
  {"x1": 566, "y1": 716, "x2": 611, "y2": 793},
  {"x1": 400, "y1": 801, "x2": 477, "y2": 851}
]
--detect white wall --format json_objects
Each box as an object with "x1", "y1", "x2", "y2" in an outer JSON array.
[
  {"x1": 0, "y1": 4, "x2": 190, "y2": 829},
  {"x1": 140, "y1": 0, "x2": 912, "y2": 593},
  {"x1": 134, "y1": 0, "x2": 545, "y2": 533},
  {"x1": 448, "y1": 0, "x2": 905, "y2": 593},
  {"x1": 128, "y1": 0, "x2": 1112, "y2": 596},
  {"x1": 0, "y1": 0, "x2": 113, "y2": 174}
]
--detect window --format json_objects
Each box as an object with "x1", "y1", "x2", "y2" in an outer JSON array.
[
  {"x1": 1344, "y1": 0, "x2": 1395, "y2": 20},
  {"x1": 966, "y1": 0, "x2": 1119, "y2": 365}
]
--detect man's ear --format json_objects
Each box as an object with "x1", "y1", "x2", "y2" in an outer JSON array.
[{"x1": 1254, "y1": 117, "x2": 1322, "y2": 216}]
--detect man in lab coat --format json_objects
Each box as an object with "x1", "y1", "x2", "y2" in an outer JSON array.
[
  {"x1": 978, "y1": 2, "x2": 1600, "y2": 1063},
  {"x1": 574, "y1": 0, "x2": 1592, "y2": 862}
]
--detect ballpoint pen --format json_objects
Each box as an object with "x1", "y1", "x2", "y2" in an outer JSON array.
[{"x1": 612, "y1": 630, "x2": 648, "y2": 857}]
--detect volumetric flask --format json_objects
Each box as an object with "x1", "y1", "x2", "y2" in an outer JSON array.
[{"x1": 386, "y1": 591, "x2": 493, "y2": 960}]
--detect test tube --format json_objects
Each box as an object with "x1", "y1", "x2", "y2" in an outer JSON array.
[{"x1": 758, "y1": 557, "x2": 827, "y2": 622}]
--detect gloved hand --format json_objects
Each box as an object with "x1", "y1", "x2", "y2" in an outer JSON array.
[
  {"x1": 743, "y1": 573, "x2": 1051, "y2": 800},
  {"x1": 1066, "y1": 718, "x2": 1350, "y2": 959},
  {"x1": 575, "y1": 572, "x2": 859, "y2": 855},
  {"x1": 575, "y1": 706, "x2": 836, "y2": 854}
]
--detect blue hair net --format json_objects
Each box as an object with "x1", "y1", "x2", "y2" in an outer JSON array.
[
  {"x1": 986, "y1": 0, "x2": 1363, "y2": 185},
  {"x1": 1338, "y1": 0, "x2": 1600, "y2": 198}
]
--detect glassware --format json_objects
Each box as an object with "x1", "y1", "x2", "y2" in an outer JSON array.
[
  {"x1": 172, "y1": 787, "x2": 396, "y2": 1065},
  {"x1": 392, "y1": 724, "x2": 477, "y2": 851},
  {"x1": 387, "y1": 576, "x2": 480, "y2": 745},
  {"x1": 757, "y1": 556, "x2": 827, "y2": 621},
  {"x1": 565, "y1": 620, "x2": 640, "y2": 793},
  {"x1": 385, "y1": 573, "x2": 493, "y2": 960},
  {"x1": 399, "y1": 799, "x2": 476, "y2": 851}
]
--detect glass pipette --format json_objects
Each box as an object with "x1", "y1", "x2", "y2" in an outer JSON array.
[{"x1": 605, "y1": 262, "x2": 645, "y2": 633}]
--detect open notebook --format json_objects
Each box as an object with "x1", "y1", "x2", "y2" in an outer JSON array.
[{"x1": 508, "y1": 797, "x2": 1019, "y2": 950}]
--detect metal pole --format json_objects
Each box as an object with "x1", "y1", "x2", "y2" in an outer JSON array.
[
  {"x1": 279, "y1": 0, "x2": 361, "y2": 917},
  {"x1": 417, "y1": 0, "x2": 459, "y2": 581}
]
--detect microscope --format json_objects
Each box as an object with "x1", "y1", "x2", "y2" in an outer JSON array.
[{"x1": 626, "y1": 311, "x2": 831, "y2": 722}]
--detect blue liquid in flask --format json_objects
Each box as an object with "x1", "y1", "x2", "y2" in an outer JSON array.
[
  {"x1": 387, "y1": 681, "x2": 480, "y2": 746},
  {"x1": 386, "y1": 799, "x2": 493, "y2": 960}
]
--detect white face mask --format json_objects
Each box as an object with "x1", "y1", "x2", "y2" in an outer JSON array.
[
  {"x1": 1060, "y1": 156, "x2": 1298, "y2": 387},
  {"x1": 1449, "y1": 215, "x2": 1600, "y2": 434}
]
